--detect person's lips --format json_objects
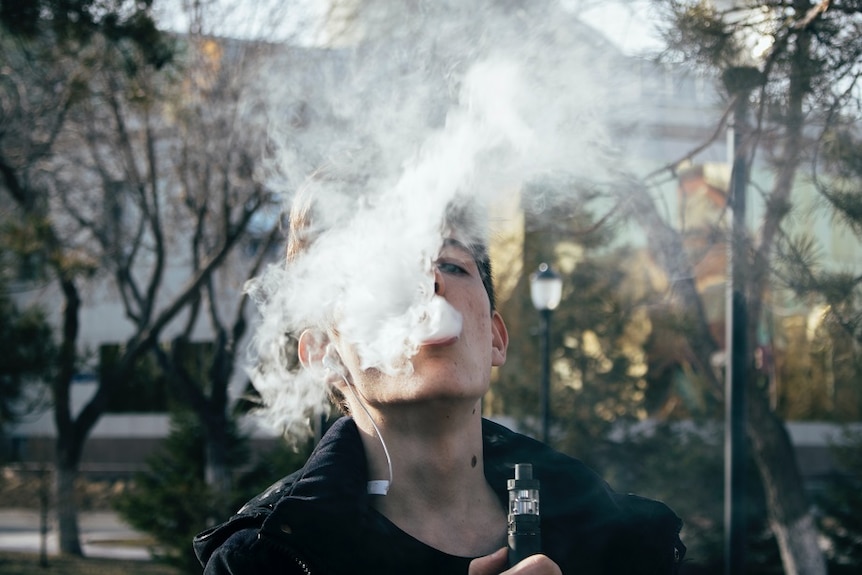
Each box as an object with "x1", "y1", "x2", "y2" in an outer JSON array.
[{"x1": 413, "y1": 296, "x2": 463, "y2": 348}]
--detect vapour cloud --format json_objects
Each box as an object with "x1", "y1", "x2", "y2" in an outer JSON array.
[{"x1": 243, "y1": 0, "x2": 643, "y2": 437}]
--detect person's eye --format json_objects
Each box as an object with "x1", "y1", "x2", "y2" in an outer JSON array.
[{"x1": 437, "y1": 261, "x2": 468, "y2": 275}]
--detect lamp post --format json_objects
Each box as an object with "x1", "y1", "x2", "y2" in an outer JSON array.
[
  {"x1": 722, "y1": 65, "x2": 762, "y2": 575},
  {"x1": 530, "y1": 263, "x2": 563, "y2": 444}
]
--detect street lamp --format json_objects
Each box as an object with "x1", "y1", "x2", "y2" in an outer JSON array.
[
  {"x1": 530, "y1": 263, "x2": 563, "y2": 444},
  {"x1": 722, "y1": 64, "x2": 762, "y2": 575}
]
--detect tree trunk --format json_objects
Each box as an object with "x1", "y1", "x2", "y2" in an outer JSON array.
[
  {"x1": 744, "y1": 8, "x2": 825, "y2": 573},
  {"x1": 204, "y1": 347, "x2": 234, "y2": 523},
  {"x1": 53, "y1": 278, "x2": 84, "y2": 556},
  {"x1": 205, "y1": 329, "x2": 238, "y2": 504},
  {"x1": 55, "y1": 453, "x2": 82, "y2": 556},
  {"x1": 204, "y1": 411, "x2": 232, "y2": 498},
  {"x1": 204, "y1": 423, "x2": 233, "y2": 526},
  {"x1": 747, "y1": 390, "x2": 826, "y2": 575}
]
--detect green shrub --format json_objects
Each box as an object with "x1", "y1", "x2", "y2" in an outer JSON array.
[{"x1": 114, "y1": 409, "x2": 310, "y2": 574}]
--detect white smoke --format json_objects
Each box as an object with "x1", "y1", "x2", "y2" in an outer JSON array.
[{"x1": 244, "y1": 0, "x2": 643, "y2": 437}]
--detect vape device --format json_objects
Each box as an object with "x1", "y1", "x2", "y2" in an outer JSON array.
[{"x1": 507, "y1": 463, "x2": 541, "y2": 566}]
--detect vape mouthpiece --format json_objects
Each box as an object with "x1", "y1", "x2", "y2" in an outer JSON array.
[{"x1": 507, "y1": 463, "x2": 541, "y2": 567}]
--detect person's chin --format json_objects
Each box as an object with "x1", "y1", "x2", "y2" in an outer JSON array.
[{"x1": 402, "y1": 378, "x2": 488, "y2": 405}]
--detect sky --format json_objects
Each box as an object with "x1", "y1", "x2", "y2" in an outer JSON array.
[
  {"x1": 567, "y1": 0, "x2": 665, "y2": 55},
  {"x1": 154, "y1": 0, "x2": 665, "y2": 55}
]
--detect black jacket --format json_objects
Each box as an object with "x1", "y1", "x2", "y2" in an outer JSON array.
[{"x1": 194, "y1": 417, "x2": 685, "y2": 574}]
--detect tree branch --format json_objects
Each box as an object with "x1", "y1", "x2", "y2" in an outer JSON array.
[{"x1": 141, "y1": 106, "x2": 166, "y2": 328}]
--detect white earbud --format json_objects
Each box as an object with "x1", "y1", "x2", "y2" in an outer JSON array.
[
  {"x1": 367, "y1": 479, "x2": 390, "y2": 496},
  {"x1": 321, "y1": 346, "x2": 346, "y2": 377}
]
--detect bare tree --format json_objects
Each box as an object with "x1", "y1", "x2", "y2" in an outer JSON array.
[{"x1": 1, "y1": 5, "x2": 274, "y2": 553}]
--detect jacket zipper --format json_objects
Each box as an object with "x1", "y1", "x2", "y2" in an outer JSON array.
[
  {"x1": 289, "y1": 553, "x2": 312, "y2": 575},
  {"x1": 257, "y1": 532, "x2": 313, "y2": 575}
]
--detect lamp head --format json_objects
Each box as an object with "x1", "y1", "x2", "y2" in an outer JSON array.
[{"x1": 529, "y1": 263, "x2": 563, "y2": 311}]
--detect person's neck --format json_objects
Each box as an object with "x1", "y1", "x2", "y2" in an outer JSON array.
[{"x1": 353, "y1": 399, "x2": 506, "y2": 556}]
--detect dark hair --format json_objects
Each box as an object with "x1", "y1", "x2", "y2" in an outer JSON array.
[
  {"x1": 442, "y1": 201, "x2": 496, "y2": 311},
  {"x1": 471, "y1": 242, "x2": 496, "y2": 311}
]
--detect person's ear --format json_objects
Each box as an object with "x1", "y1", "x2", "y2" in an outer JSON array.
[
  {"x1": 299, "y1": 329, "x2": 349, "y2": 389},
  {"x1": 298, "y1": 329, "x2": 327, "y2": 369},
  {"x1": 491, "y1": 311, "x2": 508, "y2": 367}
]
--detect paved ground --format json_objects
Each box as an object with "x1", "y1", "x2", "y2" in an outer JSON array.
[{"x1": 0, "y1": 509, "x2": 152, "y2": 560}]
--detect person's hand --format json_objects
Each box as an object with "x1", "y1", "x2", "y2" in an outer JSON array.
[{"x1": 468, "y1": 548, "x2": 562, "y2": 575}]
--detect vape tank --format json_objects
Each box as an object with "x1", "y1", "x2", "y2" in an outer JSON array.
[{"x1": 507, "y1": 463, "x2": 541, "y2": 566}]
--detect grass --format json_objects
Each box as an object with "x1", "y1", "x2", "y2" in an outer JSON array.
[{"x1": 0, "y1": 551, "x2": 181, "y2": 575}]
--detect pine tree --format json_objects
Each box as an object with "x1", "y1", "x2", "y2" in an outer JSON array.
[
  {"x1": 815, "y1": 428, "x2": 862, "y2": 572},
  {"x1": 114, "y1": 408, "x2": 311, "y2": 574}
]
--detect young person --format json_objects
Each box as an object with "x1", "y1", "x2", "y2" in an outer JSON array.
[{"x1": 194, "y1": 190, "x2": 685, "y2": 574}]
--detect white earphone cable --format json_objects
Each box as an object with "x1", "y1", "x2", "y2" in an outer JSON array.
[{"x1": 337, "y1": 368, "x2": 393, "y2": 496}]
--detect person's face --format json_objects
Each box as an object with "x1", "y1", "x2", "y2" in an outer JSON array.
[{"x1": 332, "y1": 239, "x2": 508, "y2": 408}]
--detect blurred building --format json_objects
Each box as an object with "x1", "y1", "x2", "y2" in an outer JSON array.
[{"x1": 3, "y1": 0, "x2": 860, "y2": 489}]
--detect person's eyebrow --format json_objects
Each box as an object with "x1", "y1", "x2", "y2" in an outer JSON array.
[{"x1": 441, "y1": 237, "x2": 473, "y2": 254}]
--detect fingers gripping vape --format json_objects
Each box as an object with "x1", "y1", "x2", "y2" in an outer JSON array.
[{"x1": 507, "y1": 463, "x2": 541, "y2": 566}]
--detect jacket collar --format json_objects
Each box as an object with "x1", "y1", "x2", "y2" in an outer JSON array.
[
  {"x1": 256, "y1": 417, "x2": 624, "y2": 532},
  {"x1": 195, "y1": 416, "x2": 641, "y2": 571}
]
